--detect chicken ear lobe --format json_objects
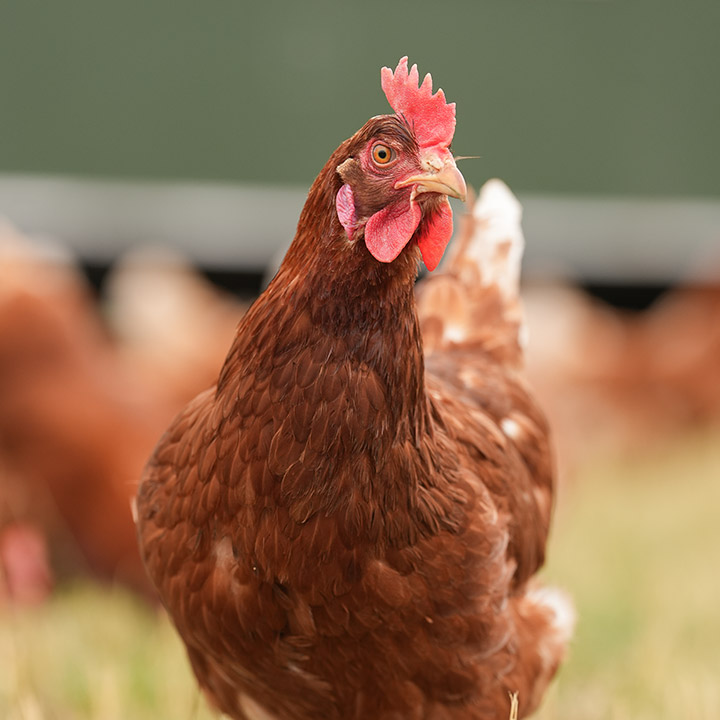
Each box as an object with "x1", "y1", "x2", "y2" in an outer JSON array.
[
  {"x1": 364, "y1": 199, "x2": 422, "y2": 264},
  {"x1": 336, "y1": 184, "x2": 357, "y2": 238}
]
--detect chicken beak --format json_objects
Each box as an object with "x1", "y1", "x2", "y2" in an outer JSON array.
[{"x1": 395, "y1": 155, "x2": 467, "y2": 202}]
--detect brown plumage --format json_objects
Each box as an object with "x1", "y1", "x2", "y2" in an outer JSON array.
[{"x1": 137, "y1": 59, "x2": 571, "y2": 719}]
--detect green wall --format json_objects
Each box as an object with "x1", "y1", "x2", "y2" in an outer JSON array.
[{"x1": 2, "y1": 0, "x2": 719, "y2": 197}]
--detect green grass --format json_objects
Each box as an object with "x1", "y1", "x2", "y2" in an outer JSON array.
[
  {"x1": 0, "y1": 587, "x2": 214, "y2": 720},
  {"x1": 537, "y1": 427, "x2": 720, "y2": 720},
  {"x1": 2, "y1": 428, "x2": 719, "y2": 719}
]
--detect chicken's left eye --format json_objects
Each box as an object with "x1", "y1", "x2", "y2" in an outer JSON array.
[{"x1": 371, "y1": 143, "x2": 394, "y2": 165}]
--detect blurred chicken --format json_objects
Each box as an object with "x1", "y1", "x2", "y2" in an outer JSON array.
[
  {"x1": 0, "y1": 222, "x2": 172, "y2": 597},
  {"x1": 104, "y1": 247, "x2": 246, "y2": 408},
  {"x1": 523, "y1": 277, "x2": 720, "y2": 472}
]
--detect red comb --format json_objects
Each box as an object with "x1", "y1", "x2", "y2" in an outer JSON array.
[{"x1": 381, "y1": 57, "x2": 456, "y2": 150}]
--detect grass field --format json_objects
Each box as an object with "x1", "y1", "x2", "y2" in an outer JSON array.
[{"x1": 2, "y1": 427, "x2": 719, "y2": 719}]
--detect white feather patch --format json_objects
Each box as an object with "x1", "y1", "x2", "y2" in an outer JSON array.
[
  {"x1": 238, "y1": 693, "x2": 279, "y2": 720},
  {"x1": 500, "y1": 417, "x2": 522, "y2": 440}
]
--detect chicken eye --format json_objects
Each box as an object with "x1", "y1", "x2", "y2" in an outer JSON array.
[{"x1": 371, "y1": 143, "x2": 394, "y2": 166}]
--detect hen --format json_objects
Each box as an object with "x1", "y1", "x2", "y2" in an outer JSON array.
[
  {"x1": 137, "y1": 57, "x2": 572, "y2": 719},
  {"x1": 0, "y1": 224, "x2": 169, "y2": 597},
  {"x1": 523, "y1": 279, "x2": 720, "y2": 469}
]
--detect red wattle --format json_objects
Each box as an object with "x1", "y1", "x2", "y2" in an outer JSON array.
[
  {"x1": 364, "y1": 200, "x2": 422, "y2": 263},
  {"x1": 417, "y1": 198, "x2": 453, "y2": 271}
]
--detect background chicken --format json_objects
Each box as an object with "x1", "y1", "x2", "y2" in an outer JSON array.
[
  {"x1": 523, "y1": 278, "x2": 720, "y2": 473},
  {"x1": 0, "y1": 219, "x2": 249, "y2": 601},
  {"x1": 0, "y1": 223, "x2": 171, "y2": 597},
  {"x1": 137, "y1": 58, "x2": 572, "y2": 720},
  {"x1": 103, "y1": 246, "x2": 246, "y2": 409}
]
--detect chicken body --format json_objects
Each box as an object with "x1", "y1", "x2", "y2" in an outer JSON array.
[{"x1": 137, "y1": 62, "x2": 570, "y2": 719}]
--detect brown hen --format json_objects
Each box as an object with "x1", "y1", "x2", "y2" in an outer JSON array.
[
  {"x1": 137, "y1": 58, "x2": 572, "y2": 719},
  {"x1": 0, "y1": 224, "x2": 169, "y2": 596}
]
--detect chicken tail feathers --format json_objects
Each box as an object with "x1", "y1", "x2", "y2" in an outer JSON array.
[{"x1": 417, "y1": 179, "x2": 527, "y2": 367}]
